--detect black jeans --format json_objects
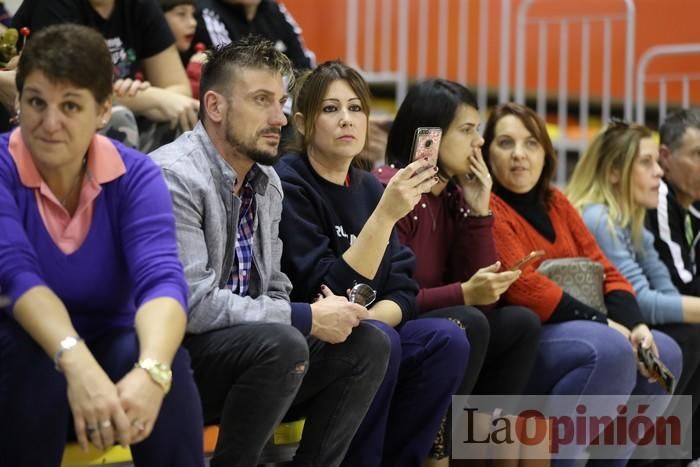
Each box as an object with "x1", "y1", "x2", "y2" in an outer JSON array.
[
  {"x1": 184, "y1": 321, "x2": 389, "y2": 467},
  {"x1": 651, "y1": 322, "x2": 700, "y2": 464},
  {"x1": 420, "y1": 305, "x2": 541, "y2": 459},
  {"x1": 421, "y1": 305, "x2": 541, "y2": 397}
]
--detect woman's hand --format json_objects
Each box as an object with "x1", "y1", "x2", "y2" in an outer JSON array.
[
  {"x1": 608, "y1": 320, "x2": 658, "y2": 381},
  {"x1": 458, "y1": 147, "x2": 492, "y2": 215},
  {"x1": 376, "y1": 158, "x2": 437, "y2": 222},
  {"x1": 116, "y1": 368, "x2": 167, "y2": 444},
  {"x1": 461, "y1": 261, "x2": 520, "y2": 305},
  {"x1": 607, "y1": 318, "x2": 631, "y2": 341},
  {"x1": 64, "y1": 356, "x2": 131, "y2": 451},
  {"x1": 630, "y1": 323, "x2": 659, "y2": 381}
]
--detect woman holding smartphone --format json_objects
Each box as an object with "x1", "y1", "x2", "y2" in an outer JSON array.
[
  {"x1": 377, "y1": 80, "x2": 542, "y2": 466},
  {"x1": 482, "y1": 103, "x2": 682, "y2": 466},
  {"x1": 276, "y1": 61, "x2": 470, "y2": 467}
]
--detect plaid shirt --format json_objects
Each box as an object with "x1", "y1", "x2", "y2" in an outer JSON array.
[{"x1": 227, "y1": 166, "x2": 258, "y2": 295}]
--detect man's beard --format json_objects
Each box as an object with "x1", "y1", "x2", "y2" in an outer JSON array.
[{"x1": 226, "y1": 125, "x2": 282, "y2": 166}]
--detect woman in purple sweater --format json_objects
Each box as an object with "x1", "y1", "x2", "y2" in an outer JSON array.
[
  {"x1": 376, "y1": 79, "x2": 542, "y2": 465},
  {"x1": 0, "y1": 25, "x2": 203, "y2": 466}
]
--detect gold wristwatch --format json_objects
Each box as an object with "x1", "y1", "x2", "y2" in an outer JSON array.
[{"x1": 135, "y1": 358, "x2": 172, "y2": 395}]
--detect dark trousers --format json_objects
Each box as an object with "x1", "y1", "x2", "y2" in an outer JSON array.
[
  {"x1": 423, "y1": 305, "x2": 542, "y2": 396},
  {"x1": 341, "y1": 318, "x2": 469, "y2": 467},
  {"x1": 184, "y1": 321, "x2": 389, "y2": 467},
  {"x1": 645, "y1": 322, "x2": 700, "y2": 466},
  {"x1": 0, "y1": 318, "x2": 205, "y2": 467},
  {"x1": 423, "y1": 305, "x2": 541, "y2": 461}
]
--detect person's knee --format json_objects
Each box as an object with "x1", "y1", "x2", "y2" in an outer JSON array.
[
  {"x1": 364, "y1": 320, "x2": 400, "y2": 359},
  {"x1": 346, "y1": 321, "x2": 392, "y2": 377},
  {"x1": 425, "y1": 318, "x2": 471, "y2": 362},
  {"x1": 462, "y1": 306, "x2": 491, "y2": 349},
  {"x1": 360, "y1": 320, "x2": 400, "y2": 378},
  {"x1": 575, "y1": 323, "x2": 637, "y2": 393},
  {"x1": 505, "y1": 306, "x2": 542, "y2": 342},
  {"x1": 261, "y1": 323, "x2": 310, "y2": 374},
  {"x1": 652, "y1": 330, "x2": 683, "y2": 379},
  {"x1": 455, "y1": 306, "x2": 490, "y2": 346}
]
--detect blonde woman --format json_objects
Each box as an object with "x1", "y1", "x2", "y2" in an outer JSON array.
[{"x1": 567, "y1": 120, "x2": 700, "y2": 465}]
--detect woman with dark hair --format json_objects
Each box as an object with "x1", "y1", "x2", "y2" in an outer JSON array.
[
  {"x1": 276, "y1": 60, "x2": 469, "y2": 467},
  {"x1": 482, "y1": 103, "x2": 682, "y2": 466},
  {"x1": 0, "y1": 24, "x2": 203, "y2": 466},
  {"x1": 379, "y1": 79, "x2": 542, "y2": 465}
]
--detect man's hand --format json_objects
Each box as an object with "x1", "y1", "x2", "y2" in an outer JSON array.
[{"x1": 309, "y1": 285, "x2": 369, "y2": 344}]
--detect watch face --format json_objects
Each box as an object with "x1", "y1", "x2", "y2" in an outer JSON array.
[{"x1": 138, "y1": 359, "x2": 172, "y2": 393}]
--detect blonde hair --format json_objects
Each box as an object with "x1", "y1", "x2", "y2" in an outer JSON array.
[{"x1": 566, "y1": 121, "x2": 654, "y2": 251}]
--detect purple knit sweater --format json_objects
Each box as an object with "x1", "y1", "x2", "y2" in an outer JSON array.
[{"x1": 0, "y1": 132, "x2": 188, "y2": 338}]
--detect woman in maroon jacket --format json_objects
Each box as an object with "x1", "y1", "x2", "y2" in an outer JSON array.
[{"x1": 376, "y1": 79, "x2": 542, "y2": 465}]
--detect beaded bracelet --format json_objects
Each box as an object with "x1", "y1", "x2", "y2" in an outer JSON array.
[{"x1": 466, "y1": 208, "x2": 493, "y2": 218}]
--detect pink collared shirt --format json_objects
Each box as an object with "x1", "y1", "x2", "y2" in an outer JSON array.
[{"x1": 8, "y1": 129, "x2": 126, "y2": 254}]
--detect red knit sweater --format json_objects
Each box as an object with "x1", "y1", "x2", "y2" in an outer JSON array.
[{"x1": 490, "y1": 188, "x2": 634, "y2": 322}]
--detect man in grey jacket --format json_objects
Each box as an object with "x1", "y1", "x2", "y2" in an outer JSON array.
[{"x1": 150, "y1": 37, "x2": 390, "y2": 467}]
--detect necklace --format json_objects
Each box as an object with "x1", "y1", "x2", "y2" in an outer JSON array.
[{"x1": 59, "y1": 158, "x2": 87, "y2": 207}]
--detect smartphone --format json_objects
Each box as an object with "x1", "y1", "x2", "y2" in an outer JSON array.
[
  {"x1": 411, "y1": 127, "x2": 442, "y2": 166},
  {"x1": 509, "y1": 250, "x2": 545, "y2": 272},
  {"x1": 638, "y1": 344, "x2": 676, "y2": 394}
]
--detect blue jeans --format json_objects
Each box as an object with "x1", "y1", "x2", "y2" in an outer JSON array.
[
  {"x1": 342, "y1": 318, "x2": 469, "y2": 467},
  {"x1": 185, "y1": 321, "x2": 390, "y2": 467},
  {"x1": 0, "y1": 318, "x2": 205, "y2": 467},
  {"x1": 527, "y1": 321, "x2": 682, "y2": 467}
]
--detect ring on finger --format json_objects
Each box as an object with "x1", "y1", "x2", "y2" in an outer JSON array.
[
  {"x1": 86, "y1": 425, "x2": 97, "y2": 434},
  {"x1": 100, "y1": 420, "x2": 112, "y2": 429}
]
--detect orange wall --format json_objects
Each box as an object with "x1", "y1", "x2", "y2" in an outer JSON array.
[{"x1": 283, "y1": 0, "x2": 700, "y2": 105}]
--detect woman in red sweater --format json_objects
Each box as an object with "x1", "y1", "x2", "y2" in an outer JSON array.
[
  {"x1": 482, "y1": 103, "x2": 682, "y2": 466},
  {"x1": 376, "y1": 80, "x2": 542, "y2": 465}
]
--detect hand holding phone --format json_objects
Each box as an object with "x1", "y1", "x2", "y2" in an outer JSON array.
[
  {"x1": 509, "y1": 250, "x2": 545, "y2": 272},
  {"x1": 411, "y1": 127, "x2": 442, "y2": 167},
  {"x1": 638, "y1": 344, "x2": 676, "y2": 394}
]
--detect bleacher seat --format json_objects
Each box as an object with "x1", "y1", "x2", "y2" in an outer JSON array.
[{"x1": 61, "y1": 420, "x2": 305, "y2": 467}]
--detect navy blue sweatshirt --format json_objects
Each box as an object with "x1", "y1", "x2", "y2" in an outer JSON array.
[{"x1": 276, "y1": 153, "x2": 418, "y2": 325}]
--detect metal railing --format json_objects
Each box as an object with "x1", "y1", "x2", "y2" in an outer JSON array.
[
  {"x1": 345, "y1": 0, "x2": 494, "y2": 115},
  {"x1": 346, "y1": 0, "x2": 409, "y2": 105},
  {"x1": 635, "y1": 43, "x2": 700, "y2": 126},
  {"x1": 345, "y1": 0, "x2": 640, "y2": 185},
  {"x1": 513, "y1": 0, "x2": 636, "y2": 184}
]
